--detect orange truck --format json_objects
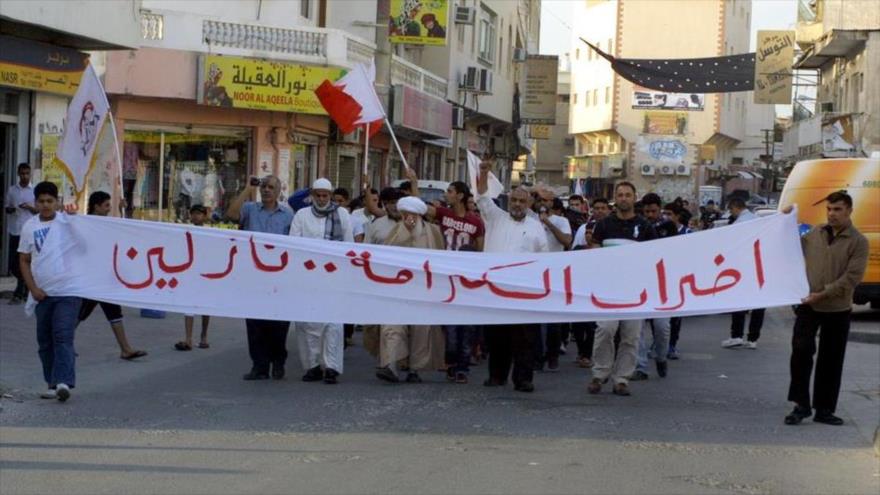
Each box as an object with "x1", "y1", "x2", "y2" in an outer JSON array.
[{"x1": 778, "y1": 158, "x2": 880, "y2": 308}]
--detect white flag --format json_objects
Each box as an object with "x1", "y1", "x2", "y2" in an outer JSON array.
[
  {"x1": 466, "y1": 150, "x2": 504, "y2": 199},
  {"x1": 55, "y1": 63, "x2": 111, "y2": 194}
]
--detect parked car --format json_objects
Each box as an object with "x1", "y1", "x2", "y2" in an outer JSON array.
[{"x1": 390, "y1": 179, "x2": 450, "y2": 204}]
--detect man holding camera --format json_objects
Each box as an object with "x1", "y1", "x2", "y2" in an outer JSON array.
[
  {"x1": 227, "y1": 175, "x2": 294, "y2": 381},
  {"x1": 4, "y1": 163, "x2": 35, "y2": 304}
]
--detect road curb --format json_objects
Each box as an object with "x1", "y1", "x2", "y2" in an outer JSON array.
[{"x1": 849, "y1": 331, "x2": 880, "y2": 345}]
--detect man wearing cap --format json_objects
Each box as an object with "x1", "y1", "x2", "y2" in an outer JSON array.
[
  {"x1": 290, "y1": 178, "x2": 353, "y2": 384},
  {"x1": 375, "y1": 196, "x2": 446, "y2": 383},
  {"x1": 227, "y1": 175, "x2": 294, "y2": 381}
]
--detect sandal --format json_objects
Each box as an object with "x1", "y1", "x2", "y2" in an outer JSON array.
[
  {"x1": 197, "y1": 342, "x2": 210, "y2": 349},
  {"x1": 121, "y1": 350, "x2": 148, "y2": 360},
  {"x1": 173, "y1": 342, "x2": 192, "y2": 352}
]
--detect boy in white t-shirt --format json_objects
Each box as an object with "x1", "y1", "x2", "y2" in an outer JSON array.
[
  {"x1": 18, "y1": 181, "x2": 81, "y2": 402},
  {"x1": 176, "y1": 205, "x2": 211, "y2": 351}
]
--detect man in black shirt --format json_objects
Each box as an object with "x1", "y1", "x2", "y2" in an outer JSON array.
[{"x1": 588, "y1": 182, "x2": 657, "y2": 396}]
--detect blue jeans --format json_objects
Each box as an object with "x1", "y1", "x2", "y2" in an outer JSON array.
[
  {"x1": 35, "y1": 296, "x2": 82, "y2": 388},
  {"x1": 636, "y1": 318, "x2": 670, "y2": 373},
  {"x1": 444, "y1": 325, "x2": 474, "y2": 373}
]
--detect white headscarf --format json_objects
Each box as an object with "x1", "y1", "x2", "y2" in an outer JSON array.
[{"x1": 397, "y1": 196, "x2": 427, "y2": 215}]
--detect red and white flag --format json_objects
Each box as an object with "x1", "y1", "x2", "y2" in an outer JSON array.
[{"x1": 315, "y1": 61, "x2": 384, "y2": 137}]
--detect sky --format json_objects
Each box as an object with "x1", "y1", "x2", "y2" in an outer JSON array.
[{"x1": 540, "y1": 0, "x2": 797, "y2": 56}]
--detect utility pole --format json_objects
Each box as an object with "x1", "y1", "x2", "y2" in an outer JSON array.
[{"x1": 760, "y1": 128, "x2": 774, "y2": 198}]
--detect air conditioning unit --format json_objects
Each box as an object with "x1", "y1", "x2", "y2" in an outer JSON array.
[
  {"x1": 452, "y1": 107, "x2": 466, "y2": 129},
  {"x1": 454, "y1": 6, "x2": 476, "y2": 25},
  {"x1": 513, "y1": 47, "x2": 527, "y2": 63},
  {"x1": 676, "y1": 164, "x2": 691, "y2": 176},
  {"x1": 460, "y1": 66, "x2": 479, "y2": 91},
  {"x1": 339, "y1": 127, "x2": 362, "y2": 143},
  {"x1": 640, "y1": 164, "x2": 655, "y2": 176},
  {"x1": 660, "y1": 164, "x2": 675, "y2": 175},
  {"x1": 477, "y1": 68, "x2": 493, "y2": 94},
  {"x1": 819, "y1": 101, "x2": 834, "y2": 113}
]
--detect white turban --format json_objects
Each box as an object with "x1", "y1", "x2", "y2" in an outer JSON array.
[
  {"x1": 397, "y1": 196, "x2": 427, "y2": 215},
  {"x1": 312, "y1": 178, "x2": 333, "y2": 191}
]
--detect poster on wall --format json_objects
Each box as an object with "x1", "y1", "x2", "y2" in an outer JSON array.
[
  {"x1": 754, "y1": 30, "x2": 794, "y2": 104},
  {"x1": 632, "y1": 86, "x2": 704, "y2": 110},
  {"x1": 197, "y1": 55, "x2": 346, "y2": 115},
  {"x1": 822, "y1": 115, "x2": 855, "y2": 156},
  {"x1": 521, "y1": 55, "x2": 559, "y2": 124},
  {"x1": 642, "y1": 111, "x2": 688, "y2": 135},
  {"x1": 40, "y1": 134, "x2": 70, "y2": 195},
  {"x1": 389, "y1": 0, "x2": 448, "y2": 46}
]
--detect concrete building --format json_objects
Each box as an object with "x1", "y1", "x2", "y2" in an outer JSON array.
[
  {"x1": 0, "y1": 0, "x2": 141, "y2": 274},
  {"x1": 567, "y1": 0, "x2": 753, "y2": 202},
  {"x1": 530, "y1": 56, "x2": 572, "y2": 188},
  {"x1": 784, "y1": 0, "x2": 880, "y2": 162}
]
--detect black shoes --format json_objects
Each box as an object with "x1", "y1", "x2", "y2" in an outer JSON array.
[
  {"x1": 514, "y1": 382, "x2": 535, "y2": 393},
  {"x1": 482, "y1": 378, "x2": 507, "y2": 387},
  {"x1": 784, "y1": 405, "x2": 812, "y2": 425},
  {"x1": 323, "y1": 368, "x2": 339, "y2": 384},
  {"x1": 271, "y1": 363, "x2": 285, "y2": 380},
  {"x1": 376, "y1": 366, "x2": 400, "y2": 383},
  {"x1": 243, "y1": 370, "x2": 270, "y2": 381},
  {"x1": 656, "y1": 360, "x2": 668, "y2": 378},
  {"x1": 813, "y1": 410, "x2": 844, "y2": 425},
  {"x1": 630, "y1": 370, "x2": 649, "y2": 381},
  {"x1": 302, "y1": 365, "x2": 323, "y2": 382}
]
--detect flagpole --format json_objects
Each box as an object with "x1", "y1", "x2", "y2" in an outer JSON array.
[
  {"x1": 363, "y1": 122, "x2": 370, "y2": 183},
  {"x1": 384, "y1": 117, "x2": 409, "y2": 170}
]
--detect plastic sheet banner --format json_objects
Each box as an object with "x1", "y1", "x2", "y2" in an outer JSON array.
[
  {"x1": 26, "y1": 211, "x2": 808, "y2": 324},
  {"x1": 389, "y1": 0, "x2": 448, "y2": 45}
]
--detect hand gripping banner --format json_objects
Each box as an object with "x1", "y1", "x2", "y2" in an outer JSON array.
[{"x1": 27, "y1": 212, "x2": 808, "y2": 324}]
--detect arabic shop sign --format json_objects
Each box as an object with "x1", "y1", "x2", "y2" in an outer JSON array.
[
  {"x1": 521, "y1": 55, "x2": 559, "y2": 125},
  {"x1": 197, "y1": 55, "x2": 347, "y2": 115},
  {"x1": 754, "y1": 30, "x2": 794, "y2": 105},
  {"x1": 0, "y1": 35, "x2": 88, "y2": 96}
]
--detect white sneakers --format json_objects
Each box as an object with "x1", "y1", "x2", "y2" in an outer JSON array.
[
  {"x1": 39, "y1": 389, "x2": 57, "y2": 399},
  {"x1": 722, "y1": 337, "x2": 758, "y2": 350},
  {"x1": 55, "y1": 383, "x2": 71, "y2": 402},
  {"x1": 721, "y1": 337, "x2": 744, "y2": 348}
]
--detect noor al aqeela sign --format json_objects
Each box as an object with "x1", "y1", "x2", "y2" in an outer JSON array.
[{"x1": 392, "y1": 85, "x2": 452, "y2": 139}]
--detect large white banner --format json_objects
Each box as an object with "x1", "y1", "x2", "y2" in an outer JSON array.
[{"x1": 28, "y1": 212, "x2": 808, "y2": 324}]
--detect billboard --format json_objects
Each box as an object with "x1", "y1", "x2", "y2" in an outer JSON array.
[
  {"x1": 389, "y1": 0, "x2": 449, "y2": 46},
  {"x1": 521, "y1": 55, "x2": 559, "y2": 124},
  {"x1": 754, "y1": 30, "x2": 794, "y2": 104},
  {"x1": 642, "y1": 111, "x2": 688, "y2": 135},
  {"x1": 197, "y1": 55, "x2": 346, "y2": 115},
  {"x1": 632, "y1": 86, "x2": 704, "y2": 110}
]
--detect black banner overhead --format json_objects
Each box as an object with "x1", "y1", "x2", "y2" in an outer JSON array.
[{"x1": 581, "y1": 38, "x2": 756, "y2": 93}]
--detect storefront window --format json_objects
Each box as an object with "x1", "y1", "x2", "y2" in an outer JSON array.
[{"x1": 123, "y1": 126, "x2": 250, "y2": 224}]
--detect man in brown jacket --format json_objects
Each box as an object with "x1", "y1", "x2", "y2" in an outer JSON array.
[{"x1": 783, "y1": 191, "x2": 869, "y2": 426}]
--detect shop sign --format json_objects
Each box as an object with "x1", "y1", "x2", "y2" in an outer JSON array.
[
  {"x1": 754, "y1": 30, "x2": 794, "y2": 105},
  {"x1": 389, "y1": 0, "x2": 449, "y2": 46},
  {"x1": 521, "y1": 55, "x2": 558, "y2": 124},
  {"x1": 632, "y1": 86, "x2": 704, "y2": 111},
  {"x1": 0, "y1": 35, "x2": 88, "y2": 96},
  {"x1": 530, "y1": 125, "x2": 551, "y2": 140},
  {"x1": 642, "y1": 111, "x2": 688, "y2": 135},
  {"x1": 392, "y1": 85, "x2": 452, "y2": 139},
  {"x1": 197, "y1": 55, "x2": 346, "y2": 115}
]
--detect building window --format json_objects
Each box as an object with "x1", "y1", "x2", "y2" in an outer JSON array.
[
  {"x1": 558, "y1": 94, "x2": 570, "y2": 103},
  {"x1": 478, "y1": 5, "x2": 497, "y2": 64},
  {"x1": 300, "y1": 0, "x2": 310, "y2": 19},
  {"x1": 605, "y1": 86, "x2": 610, "y2": 104},
  {"x1": 584, "y1": 91, "x2": 589, "y2": 106},
  {"x1": 575, "y1": 48, "x2": 580, "y2": 60},
  {"x1": 732, "y1": 157, "x2": 744, "y2": 165},
  {"x1": 598, "y1": 141, "x2": 604, "y2": 154},
  {"x1": 592, "y1": 89, "x2": 598, "y2": 106},
  {"x1": 572, "y1": 93, "x2": 578, "y2": 104},
  {"x1": 457, "y1": 24, "x2": 465, "y2": 47}
]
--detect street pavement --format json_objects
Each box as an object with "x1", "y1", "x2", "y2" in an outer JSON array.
[{"x1": 0, "y1": 296, "x2": 878, "y2": 494}]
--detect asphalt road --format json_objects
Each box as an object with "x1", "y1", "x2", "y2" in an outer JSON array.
[{"x1": 1, "y1": 303, "x2": 878, "y2": 494}]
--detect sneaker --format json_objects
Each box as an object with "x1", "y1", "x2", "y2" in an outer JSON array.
[
  {"x1": 455, "y1": 372, "x2": 468, "y2": 384},
  {"x1": 656, "y1": 360, "x2": 668, "y2": 378},
  {"x1": 630, "y1": 370, "x2": 649, "y2": 381},
  {"x1": 667, "y1": 347, "x2": 680, "y2": 360},
  {"x1": 243, "y1": 370, "x2": 270, "y2": 381},
  {"x1": 55, "y1": 383, "x2": 70, "y2": 402},
  {"x1": 301, "y1": 366, "x2": 323, "y2": 382},
  {"x1": 587, "y1": 378, "x2": 603, "y2": 394},
  {"x1": 612, "y1": 383, "x2": 631, "y2": 396},
  {"x1": 39, "y1": 388, "x2": 57, "y2": 399},
  {"x1": 271, "y1": 363, "x2": 285, "y2": 380},
  {"x1": 446, "y1": 367, "x2": 456, "y2": 382},
  {"x1": 813, "y1": 410, "x2": 844, "y2": 426},
  {"x1": 721, "y1": 337, "x2": 744, "y2": 348},
  {"x1": 547, "y1": 356, "x2": 560, "y2": 372},
  {"x1": 514, "y1": 382, "x2": 535, "y2": 393},
  {"x1": 405, "y1": 372, "x2": 422, "y2": 383},
  {"x1": 784, "y1": 405, "x2": 812, "y2": 425},
  {"x1": 577, "y1": 357, "x2": 593, "y2": 369},
  {"x1": 559, "y1": 343, "x2": 567, "y2": 355},
  {"x1": 744, "y1": 340, "x2": 758, "y2": 350},
  {"x1": 323, "y1": 368, "x2": 339, "y2": 384},
  {"x1": 375, "y1": 366, "x2": 400, "y2": 383}
]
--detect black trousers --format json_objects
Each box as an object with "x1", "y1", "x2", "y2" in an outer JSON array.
[
  {"x1": 788, "y1": 306, "x2": 851, "y2": 413},
  {"x1": 534, "y1": 323, "x2": 562, "y2": 365},
  {"x1": 730, "y1": 308, "x2": 765, "y2": 341},
  {"x1": 486, "y1": 324, "x2": 538, "y2": 386},
  {"x1": 669, "y1": 317, "x2": 683, "y2": 348},
  {"x1": 571, "y1": 321, "x2": 596, "y2": 359},
  {"x1": 246, "y1": 318, "x2": 290, "y2": 374},
  {"x1": 78, "y1": 299, "x2": 124, "y2": 323},
  {"x1": 8, "y1": 235, "x2": 27, "y2": 299}
]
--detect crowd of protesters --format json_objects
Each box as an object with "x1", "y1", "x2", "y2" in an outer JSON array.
[{"x1": 8, "y1": 158, "x2": 869, "y2": 426}]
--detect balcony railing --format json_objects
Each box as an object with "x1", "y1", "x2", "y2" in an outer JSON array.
[
  {"x1": 391, "y1": 56, "x2": 448, "y2": 100},
  {"x1": 141, "y1": 11, "x2": 164, "y2": 40},
  {"x1": 203, "y1": 20, "x2": 326, "y2": 57}
]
